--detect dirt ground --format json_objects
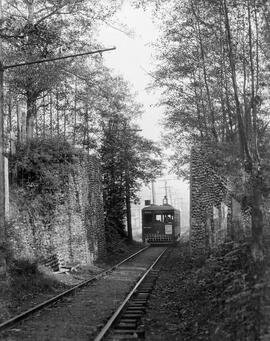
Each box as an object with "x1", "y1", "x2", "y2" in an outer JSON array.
[
  {"x1": 0, "y1": 240, "x2": 266, "y2": 340},
  {"x1": 0, "y1": 240, "x2": 145, "y2": 324},
  {"x1": 0, "y1": 246, "x2": 163, "y2": 341}
]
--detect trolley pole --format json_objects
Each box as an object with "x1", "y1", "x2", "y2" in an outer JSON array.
[{"x1": 151, "y1": 180, "x2": 156, "y2": 205}]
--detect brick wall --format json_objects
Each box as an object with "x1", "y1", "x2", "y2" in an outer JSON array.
[
  {"x1": 190, "y1": 147, "x2": 251, "y2": 257},
  {"x1": 8, "y1": 154, "x2": 106, "y2": 264}
]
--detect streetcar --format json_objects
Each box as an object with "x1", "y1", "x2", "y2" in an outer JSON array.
[{"x1": 142, "y1": 197, "x2": 181, "y2": 244}]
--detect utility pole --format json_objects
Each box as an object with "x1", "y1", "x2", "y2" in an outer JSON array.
[
  {"x1": 124, "y1": 128, "x2": 133, "y2": 243},
  {"x1": 0, "y1": 44, "x2": 116, "y2": 277},
  {"x1": 125, "y1": 167, "x2": 132, "y2": 243},
  {"x1": 0, "y1": 0, "x2": 5, "y2": 278}
]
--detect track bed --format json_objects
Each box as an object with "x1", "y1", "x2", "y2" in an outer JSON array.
[{"x1": 0, "y1": 246, "x2": 166, "y2": 341}]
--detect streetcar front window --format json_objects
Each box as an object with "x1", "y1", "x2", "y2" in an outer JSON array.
[
  {"x1": 143, "y1": 212, "x2": 174, "y2": 224},
  {"x1": 154, "y1": 214, "x2": 162, "y2": 222},
  {"x1": 164, "y1": 214, "x2": 174, "y2": 223}
]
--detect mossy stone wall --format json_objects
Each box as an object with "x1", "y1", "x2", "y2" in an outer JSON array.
[
  {"x1": 190, "y1": 148, "x2": 251, "y2": 258},
  {"x1": 8, "y1": 154, "x2": 105, "y2": 264}
]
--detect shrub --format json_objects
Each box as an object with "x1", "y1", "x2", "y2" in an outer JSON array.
[{"x1": 8, "y1": 258, "x2": 64, "y2": 301}]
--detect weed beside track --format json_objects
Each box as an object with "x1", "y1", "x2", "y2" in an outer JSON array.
[{"x1": 145, "y1": 242, "x2": 264, "y2": 341}]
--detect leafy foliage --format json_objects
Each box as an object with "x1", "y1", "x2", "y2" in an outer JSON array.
[
  {"x1": 11, "y1": 138, "x2": 79, "y2": 187},
  {"x1": 138, "y1": 1, "x2": 268, "y2": 178},
  {"x1": 2, "y1": 0, "x2": 123, "y2": 139},
  {"x1": 9, "y1": 138, "x2": 81, "y2": 226},
  {"x1": 100, "y1": 112, "x2": 163, "y2": 242},
  {"x1": 3, "y1": 3, "x2": 164, "y2": 246},
  {"x1": 136, "y1": 0, "x2": 270, "y2": 257},
  {"x1": 8, "y1": 258, "x2": 66, "y2": 307},
  {"x1": 148, "y1": 242, "x2": 264, "y2": 340}
]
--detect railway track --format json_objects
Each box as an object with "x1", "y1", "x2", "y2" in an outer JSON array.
[
  {"x1": 0, "y1": 245, "x2": 168, "y2": 341},
  {"x1": 0, "y1": 246, "x2": 149, "y2": 333},
  {"x1": 94, "y1": 247, "x2": 170, "y2": 341}
]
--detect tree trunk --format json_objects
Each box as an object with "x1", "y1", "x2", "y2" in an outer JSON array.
[
  {"x1": 253, "y1": 0, "x2": 259, "y2": 93},
  {"x1": 16, "y1": 103, "x2": 21, "y2": 142},
  {"x1": 56, "y1": 89, "x2": 60, "y2": 137},
  {"x1": 192, "y1": 71, "x2": 204, "y2": 138},
  {"x1": 125, "y1": 172, "x2": 133, "y2": 243},
  {"x1": 223, "y1": 0, "x2": 263, "y2": 260},
  {"x1": 191, "y1": 0, "x2": 218, "y2": 141},
  {"x1": 50, "y1": 92, "x2": 53, "y2": 137},
  {"x1": 26, "y1": 95, "x2": 36, "y2": 141},
  {"x1": 73, "y1": 77, "x2": 77, "y2": 145},
  {"x1": 85, "y1": 104, "x2": 89, "y2": 153},
  {"x1": 247, "y1": 0, "x2": 259, "y2": 159},
  {"x1": 27, "y1": 0, "x2": 34, "y2": 21},
  {"x1": 21, "y1": 110, "x2": 27, "y2": 142},
  {"x1": 223, "y1": 0, "x2": 250, "y2": 162},
  {"x1": 250, "y1": 171, "x2": 264, "y2": 261},
  {"x1": 43, "y1": 94, "x2": 46, "y2": 138},
  {"x1": 197, "y1": 22, "x2": 218, "y2": 141},
  {"x1": 224, "y1": 71, "x2": 234, "y2": 134},
  {"x1": 63, "y1": 108, "x2": 66, "y2": 139},
  {"x1": 0, "y1": 58, "x2": 6, "y2": 278},
  {"x1": 197, "y1": 67, "x2": 208, "y2": 135}
]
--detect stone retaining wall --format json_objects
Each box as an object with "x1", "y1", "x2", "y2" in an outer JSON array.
[
  {"x1": 8, "y1": 154, "x2": 106, "y2": 264},
  {"x1": 190, "y1": 147, "x2": 251, "y2": 257}
]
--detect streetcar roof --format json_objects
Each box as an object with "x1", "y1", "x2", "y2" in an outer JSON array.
[{"x1": 142, "y1": 204, "x2": 177, "y2": 212}]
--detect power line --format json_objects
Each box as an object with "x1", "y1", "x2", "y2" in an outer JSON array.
[{"x1": 4, "y1": 47, "x2": 116, "y2": 70}]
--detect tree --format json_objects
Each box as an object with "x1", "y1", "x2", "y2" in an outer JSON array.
[
  {"x1": 123, "y1": 128, "x2": 163, "y2": 242},
  {"x1": 99, "y1": 76, "x2": 163, "y2": 243},
  {"x1": 2, "y1": 0, "x2": 122, "y2": 140},
  {"x1": 101, "y1": 117, "x2": 163, "y2": 243},
  {"x1": 139, "y1": 0, "x2": 270, "y2": 259}
]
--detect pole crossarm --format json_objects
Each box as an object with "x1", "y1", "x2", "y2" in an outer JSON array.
[{"x1": 3, "y1": 47, "x2": 116, "y2": 70}]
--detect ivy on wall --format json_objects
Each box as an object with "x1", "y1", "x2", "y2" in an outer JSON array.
[
  {"x1": 8, "y1": 137, "x2": 106, "y2": 262},
  {"x1": 10, "y1": 137, "x2": 82, "y2": 222}
]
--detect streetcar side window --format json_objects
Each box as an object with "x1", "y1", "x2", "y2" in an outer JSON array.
[{"x1": 143, "y1": 212, "x2": 152, "y2": 224}]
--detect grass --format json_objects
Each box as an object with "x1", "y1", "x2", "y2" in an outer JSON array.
[
  {"x1": 101, "y1": 238, "x2": 145, "y2": 266},
  {"x1": 0, "y1": 258, "x2": 68, "y2": 322},
  {"x1": 9, "y1": 259, "x2": 64, "y2": 297}
]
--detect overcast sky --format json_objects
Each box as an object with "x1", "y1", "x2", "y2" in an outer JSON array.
[{"x1": 97, "y1": 1, "x2": 163, "y2": 142}]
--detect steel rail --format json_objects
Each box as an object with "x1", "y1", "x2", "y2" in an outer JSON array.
[
  {"x1": 0, "y1": 245, "x2": 149, "y2": 332},
  {"x1": 94, "y1": 247, "x2": 168, "y2": 341}
]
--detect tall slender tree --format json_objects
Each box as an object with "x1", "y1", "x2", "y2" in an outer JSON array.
[
  {"x1": 137, "y1": 0, "x2": 270, "y2": 258},
  {"x1": 2, "y1": 0, "x2": 122, "y2": 140}
]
